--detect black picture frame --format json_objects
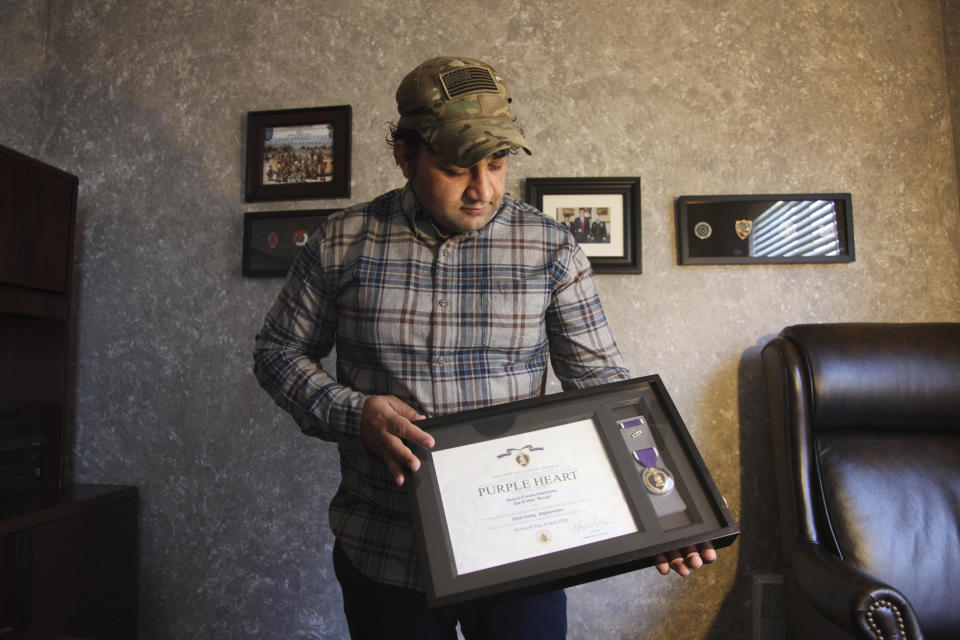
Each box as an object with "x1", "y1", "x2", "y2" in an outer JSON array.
[
  {"x1": 407, "y1": 376, "x2": 739, "y2": 609},
  {"x1": 245, "y1": 105, "x2": 351, "y2": 202},
  {"x1": 675, "y1": 193, "x2": 854, "y2": 265},
  {"x1": 525, "y1": 177, "x2": 642, "y2": 274},
  {"x1": 242, "y1": 209, "x2": 337, "y2": 277}
]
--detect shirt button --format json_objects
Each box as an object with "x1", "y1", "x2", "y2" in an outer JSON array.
[
  {"x1": 438, "y1": 299, "x2": 448, "y2": 308},
  {"x1": 442, "y1": 248, "x2": 450, "y2": 257},
  {"x1": 437, "y1": 356, "x2": 446, "y2": 365}
]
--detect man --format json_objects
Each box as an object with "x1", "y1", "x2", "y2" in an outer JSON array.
[
  {"x1": 571, "y1": 207, "x2": 591, "y2": 243},
  {"x1": 591, "y1": 217, "x2": 607, "y2": 243},
  {"x1": 254, "y1": 55, "x2": 713, "y2": 640}
]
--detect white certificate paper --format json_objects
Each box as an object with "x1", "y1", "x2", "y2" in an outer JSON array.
[{"x1": 430, "y1": 419, "x2": 638, "y2": 575}]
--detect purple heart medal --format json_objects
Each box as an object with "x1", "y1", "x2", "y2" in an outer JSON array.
[{"x1": 632, "y1": 446, "x2": 675, "y2": 495}]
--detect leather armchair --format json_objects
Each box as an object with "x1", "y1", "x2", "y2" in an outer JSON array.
[{"x1": 761, "y1": 323, "x2": 960, "y2": 640}]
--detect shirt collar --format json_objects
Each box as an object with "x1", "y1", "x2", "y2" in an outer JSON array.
[{"x1": 400, "y1": 183, "x2": 504, "y2": 244}]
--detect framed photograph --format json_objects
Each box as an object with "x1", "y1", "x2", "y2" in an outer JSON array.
[
  {"x1": 245, "y1": 105, "x2": 351, "y2": 202},
  {"x1": 675, "y1": 193, "x2": 854, "y2": 265},
  {"x1": 526, "y1": 177, "x2": 642, "y2": 273},
  {"x1": 407, "y1": 376, "x2": 739, "y2": 609},
  {"x1": 242, "y1": 209, "x2": 337, "y2": 277}
]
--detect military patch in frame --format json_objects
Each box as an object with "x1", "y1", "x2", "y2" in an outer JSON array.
[{"x1": 242, "y1": 209, "x2": 337, "y2": 277}]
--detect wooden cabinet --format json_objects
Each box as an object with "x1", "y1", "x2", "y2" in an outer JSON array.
[
  {"x1": 0, "y1": 143, "x2": 79, "y2": 491},
  {"x1": 0, "y1": 486, "x2": 138, "y2": 639},
  {"x1": 0, "y1": 145, "x2": 137, "y2": 638},
  {"x1": 0, "y1": 150, "x2": 75, "y2": 295}
]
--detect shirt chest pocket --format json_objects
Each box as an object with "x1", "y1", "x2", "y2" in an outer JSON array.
[
  {"x1": 479, "y1": 277, "x2": 550, "y2": 353},
  {"x1": 342, "y1": 258, "x2": 434, "y2": 349}
]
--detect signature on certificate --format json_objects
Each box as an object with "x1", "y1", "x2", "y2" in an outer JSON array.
[{"x1": 572, "y1": 515, "x2": 614, "y2": 534}]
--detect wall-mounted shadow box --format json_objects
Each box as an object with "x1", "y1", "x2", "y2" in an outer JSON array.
[{"x1": 675, "y1": 193, "x2": 854, "y2": 265}]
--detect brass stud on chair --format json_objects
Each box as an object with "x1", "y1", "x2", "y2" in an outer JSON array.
[{"x1": 865, "y1": 600, "x2": 908, "y2": 640}]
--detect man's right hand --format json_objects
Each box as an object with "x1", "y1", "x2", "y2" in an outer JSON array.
[{"x1": 360, "y1": 395, "x2": 435, "y2": 487}]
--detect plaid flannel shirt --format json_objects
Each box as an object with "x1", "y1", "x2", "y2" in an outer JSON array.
[{"x1": 253, "y1": 184, "x2": 628, "y2": 589}]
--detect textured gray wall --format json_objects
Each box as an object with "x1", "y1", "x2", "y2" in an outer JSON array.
[
  {"x1": 2, "y1": 1, "x2": 960, "y2": 638},
  {"x1": 0, "y1": 1, "x2": 45, "y2": 154},
  {"x1": 947, "y1": 0, "x2": 960, "y2": 190}
]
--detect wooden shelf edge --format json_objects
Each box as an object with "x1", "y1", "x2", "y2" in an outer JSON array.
[
  {"x1": 0, "y1": 287, "x2": 67, "y2": 320},
  {"x1": 0, "y1": 485, "x2": 138, "y2": 536}
]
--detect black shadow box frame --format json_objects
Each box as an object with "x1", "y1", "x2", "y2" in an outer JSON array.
[
  {"x1": 245, "y1": 105, "x2": 351, "y2": 202},
  {"x1": 242, "y1": 209, "x2": 337, "y2": 277},
  {"x1": 525, "y1": 177, "x2": 642, "y2": 274},
  {"x1": 407, "y1": 375, "x2": 738, "y2": 609},
  {"x1": 675, "y1": 193, "x2": 854, "y2": 265}
]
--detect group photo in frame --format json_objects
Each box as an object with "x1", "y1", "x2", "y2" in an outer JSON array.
[
  {"x1": 245, "y1": 105, "x2": 352, "y2": 202},
  {"x1": 242, "y1": 209, "x2": 337, "y2": 277},
  {"x1": 526, "y1": 177, "x2": 642, "y2": 273}
]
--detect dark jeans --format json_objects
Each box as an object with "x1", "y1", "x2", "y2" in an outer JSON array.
[{"x1": 333, "y1": 541, "x2": 567, "y2": 639}]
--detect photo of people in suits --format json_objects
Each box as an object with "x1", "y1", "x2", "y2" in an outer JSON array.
[{"x1": 560, "y1": 206, "x2": 610, "y2": 244}]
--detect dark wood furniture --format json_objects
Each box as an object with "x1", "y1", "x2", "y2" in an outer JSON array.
[
  {"x1": 0, "y1": 143, "x2": 78, "y2": 491},
  {"x1": 0, "y1": 486, "x2": 138, "y2": 639},
  {"x1": 0, "y1": 145, "x2": 138, "y2": 639}
]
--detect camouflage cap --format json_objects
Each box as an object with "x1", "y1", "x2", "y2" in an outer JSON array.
[{"x1": 396, "y1": 56, "x2": 532, "y2": 168}]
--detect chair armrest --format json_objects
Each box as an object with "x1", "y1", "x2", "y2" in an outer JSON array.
[{"x1": 792, "y1": 541, "x2": 924, "y2": 639}]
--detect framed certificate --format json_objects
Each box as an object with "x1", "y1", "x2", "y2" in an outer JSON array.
[{"x1": 407, "y1": 376, "x2": 739, "y2": 609}]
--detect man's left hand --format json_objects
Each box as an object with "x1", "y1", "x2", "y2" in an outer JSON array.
[{"x1": 653, "y1": 541, "x2": 716, "y2": 576}]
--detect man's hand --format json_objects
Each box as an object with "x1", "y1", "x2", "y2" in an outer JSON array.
[
  {"x1": 360, "y1": 395, "x2": 435, "y2": 487},
  {"x1": 653, "y1": 542, "x2": 717, "y2": 577}
]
